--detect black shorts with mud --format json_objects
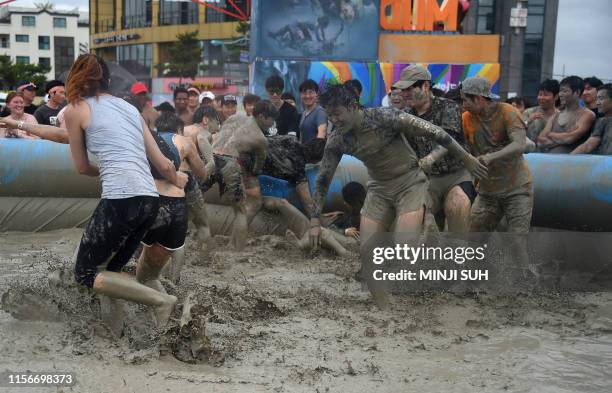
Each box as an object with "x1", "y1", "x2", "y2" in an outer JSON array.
[
  {"x1": 201, "y1": 154, "x2": 245, "y2": 203},
  {"x1": 74, "y1": 196, "x2": 159, "y2": 288},
  {"x1": 141, "y1": 196, "x2": 188, "y2": 250}
]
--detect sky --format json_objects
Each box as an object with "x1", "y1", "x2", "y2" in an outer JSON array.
[{"x1": 9, "y1": 0, "x2": 612, "y2": 82}]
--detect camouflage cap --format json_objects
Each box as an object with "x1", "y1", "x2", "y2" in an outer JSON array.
[
  {"x1": 461, "y1": 76, "x2": 500, "y2": 99},
  {"x1": 392, "y1": 65, "x2": 432, "y2": 90}
]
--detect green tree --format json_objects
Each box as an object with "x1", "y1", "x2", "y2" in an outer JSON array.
[
  {"x1": 155, "y1": 30, "x2": 203, "y2": 84},
  {"x1": 0, "y1": 55, "x2": 51, "y2": 93}
]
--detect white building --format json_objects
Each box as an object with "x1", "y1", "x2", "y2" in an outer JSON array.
[{"x1": 0, "y1": 7, "x2": 89, "y2": 81}]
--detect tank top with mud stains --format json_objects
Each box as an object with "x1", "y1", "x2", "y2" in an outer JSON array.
[
  {"x1": 462, "y1": 103, "x2": 531, "y2": 196},
  {"x1": 546, "y1": 108, "x2": 592, "y2": 154}
]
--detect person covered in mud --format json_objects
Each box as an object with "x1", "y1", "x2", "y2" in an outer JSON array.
[
  {"x1": 63, "y1": 54, "x2": 186, "y2": 327},
  {"x1": 460, "y1": 77, "x2": 533, "y2": 233},
  {"x1": 572, "y1": 83, "x2": 612, "y2": 155},
  {"x1": 309, "y1": 84, "x2": 488, "y2": 308},
  {"x1": 182, "y1": 106, "x2": 221, "y2": 252},
  {"x1": 138, "y1": 112, "x2": 208, "y2": 291},
  {"x1": 203, "y1": 111, "x2": 269, "y2": 250},
  {"x1": 396, "y1": 65, "x2": 476, "y2": 232},
  {"x1": 537, "y1": 76, "x2": 596, "y2": 153}
]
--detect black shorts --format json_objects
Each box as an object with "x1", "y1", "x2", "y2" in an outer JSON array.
[
  {"x1": 141, "y1": 196, "x2": 188, "y2": 250},
  {"x1": 262, "y1": 135, "x2": 307, "y2": 185},
  {"x1": 74, "y1": 196, "x2": 159, "y2": 288}
]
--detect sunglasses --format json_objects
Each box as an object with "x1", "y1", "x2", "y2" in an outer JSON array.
[{"x1": 267, "y1": 88, "x2": 282, "y2": 95}]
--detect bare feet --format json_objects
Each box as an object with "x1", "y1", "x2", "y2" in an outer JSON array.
[{"x1": 154, "y1": 294, "x2": 177, "y2": 327}]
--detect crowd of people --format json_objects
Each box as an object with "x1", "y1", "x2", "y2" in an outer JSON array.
[{"x1": 1, "y1": 53, "x2": 610, "y2": 320}]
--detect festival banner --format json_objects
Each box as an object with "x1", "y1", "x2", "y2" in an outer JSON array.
[
  {"x1": 252, "y1": 60, "x2": 500, "y2": 108},
  {"x1": 250, "y1": 0, "x2": 380, "y2": 61}
]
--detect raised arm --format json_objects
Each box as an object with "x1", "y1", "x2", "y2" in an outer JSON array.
[
  {"x1": 64, "y1": 103, "x2": 99, "y2": 176},
  {"x1": 397, "y1": 113, "x2": 487, "y2": 179}
]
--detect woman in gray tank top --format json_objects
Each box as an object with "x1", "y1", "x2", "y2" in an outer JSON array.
[{"x1": 62, "y1": 54, "x2": 188, "y2": 328}]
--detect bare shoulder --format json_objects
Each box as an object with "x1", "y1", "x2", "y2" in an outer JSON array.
[{"x1": 64, "y1": 100, "x2": 91, "y2": 130}]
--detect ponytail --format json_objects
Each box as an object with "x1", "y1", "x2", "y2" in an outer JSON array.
[{"x1": 66, "y1": 54, "x2": 110, "y2": 102}]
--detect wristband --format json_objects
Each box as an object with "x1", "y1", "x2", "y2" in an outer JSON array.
[{"x1": 17, "y1": 121, "x2": 25, "y2": 130}]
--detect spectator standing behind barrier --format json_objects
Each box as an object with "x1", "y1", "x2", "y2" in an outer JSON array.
[
  {"x1": 523, "y1": 79, "x2": 559, "y2": 142},
  {"x1": 572, "y1": 83, "x2": 612, "y2": 155},
  {"x1": 506, "y1": 97, "x2": 528, "y2": 114},
  {"x1": 0, "y1": 91, "x2": 39, "y2": 138},
  {"x1": 34, "y1": 80, "x2": 66, "y2": 126},
  {"x1": 221, "y1": 95, "x2": 238, "y2": 122},
  {"x1": 583, "y1": 77, "x2": 604, "y2": 118},
  {"x1": 187, "y1": 87, "x2": 200, "y2": 114},
  {"x1": 1, "y1": 80, "x2": 38, "y2": 116},
  {"x1": 242, "y1": 94, "x2": 261, "y2": 116},
  {"x1": 199, "y1": 91, "x2": 215, "y2": 108},
  {"x1": 265, "y1": 75, "x2": 300, "y2": 136},
  {"x1": 130, "y1": 82, "x2": 159, "y2": 130},
  {"x1": 299, "y1": 79, "x2": 328, "y2": 162},
  {"x1": 173, "y1": 87, "x2": 193, "y2": 126},
  {"x1": 537, "y1": 76, "x2": 595, "y2": 153}
]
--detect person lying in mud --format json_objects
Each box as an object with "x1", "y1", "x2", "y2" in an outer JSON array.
[
  {"x1": 64, "y1": 54, "x2": 186, "y2": 327},
  {"x1": 309, "y1": 84, "x2": 488, "y2": 309},
  {"x1": 204, "y1": 111, "x2": 269, "y2": 250},
  {"x1": 136, "y1": 112, "x2": 208, "y2": 295}
]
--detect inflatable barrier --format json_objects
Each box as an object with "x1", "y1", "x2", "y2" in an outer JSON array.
[{"x1": 1, "y1": 139, "x2": 611, "y2": 231}]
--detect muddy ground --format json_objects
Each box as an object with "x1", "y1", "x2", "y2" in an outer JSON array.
[{"x1": 1, "y1": 228, "x2": 611, "y2": 393}]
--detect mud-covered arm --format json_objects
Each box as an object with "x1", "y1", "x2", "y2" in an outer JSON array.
[
  {"x1": 480, "y1": 109, "x2": 526, "y2": 164},
  {"x1": 572, "y1": 119, "x2": 603, "y2": 154},
  {"x1": 251, "y1": 136, "x2": 268, "y2": 175},
  {"x1": 536, "y1": 115, "x2": 556, "y2": 147},
  {"x1": 310, "y1": 136, "x2": 344, "y2": 220},
  {"x1": 184, "y1": 138, "x2": 207, "y2": 180},
  {"x1": 548, "y1": 110, "x2": 596, "y2": 145},
  {"x1": 196, "y1": 131, "x2": 215, "y2": 175},
  {"x1": 397, "y1": 113, "x2": 487, "y2": 179},
  {"x1": 419, "y1": 100, "x2": 463, "y2": 166}
]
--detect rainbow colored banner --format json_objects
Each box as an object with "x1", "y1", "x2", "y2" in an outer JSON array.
[{"x1": 253, "y1": 60, "x2": 500, "y2": 108}]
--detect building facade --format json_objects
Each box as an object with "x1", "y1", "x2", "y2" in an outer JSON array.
[
  {"x1": 0, "y1": 7, "x2": 89, "y2": 80},
  {"x1": 463, "y1": 0, "x2": 559, "y2": 100},
  {"x1": 90, "y1": 0, "x2": 249, "y2": 100}
]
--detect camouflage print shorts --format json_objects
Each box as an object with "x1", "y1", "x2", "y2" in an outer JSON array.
[{"x1": 469, "y1": 183, "x2": 533, "y2": 233}]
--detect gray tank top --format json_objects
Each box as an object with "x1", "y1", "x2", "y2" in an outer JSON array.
[{"x1": 84, "y1": 96, "x2": 158, "y2": 199}]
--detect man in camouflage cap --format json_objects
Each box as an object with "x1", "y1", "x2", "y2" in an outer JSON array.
[
  {"x1": 395, "y1": 65, "x2": 476, "y2": 232},
  {"x1": 461, "y1": 76, "x2": 533, "y2": 233}
]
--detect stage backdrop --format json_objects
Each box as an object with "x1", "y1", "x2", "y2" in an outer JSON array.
[
  {"x1": 250, "y1": 0, "x2": 380, "y2": 61},
  {"x1": 252, "y1": 60, "x2": 500, "y2": 108}
]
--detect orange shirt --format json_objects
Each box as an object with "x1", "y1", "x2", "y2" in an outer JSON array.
[{"x1": 462, "y1": 102, "x2": 531, "y2": 195}]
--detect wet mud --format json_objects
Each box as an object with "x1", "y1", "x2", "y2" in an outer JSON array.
[{"x1": 0, "y1": 229, "x2": 611, "y2": 392}]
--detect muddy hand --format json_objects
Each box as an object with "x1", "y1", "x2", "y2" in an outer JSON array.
[
  {"x1": 0, "y1": 117, "x2": 17, "y2": 129},
  {"x1": 309, "y1": 224, "x2": 322, "y2": 250},
  {"x1": 465, "y1": 155, "x2": 488, "y2": 180}
]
